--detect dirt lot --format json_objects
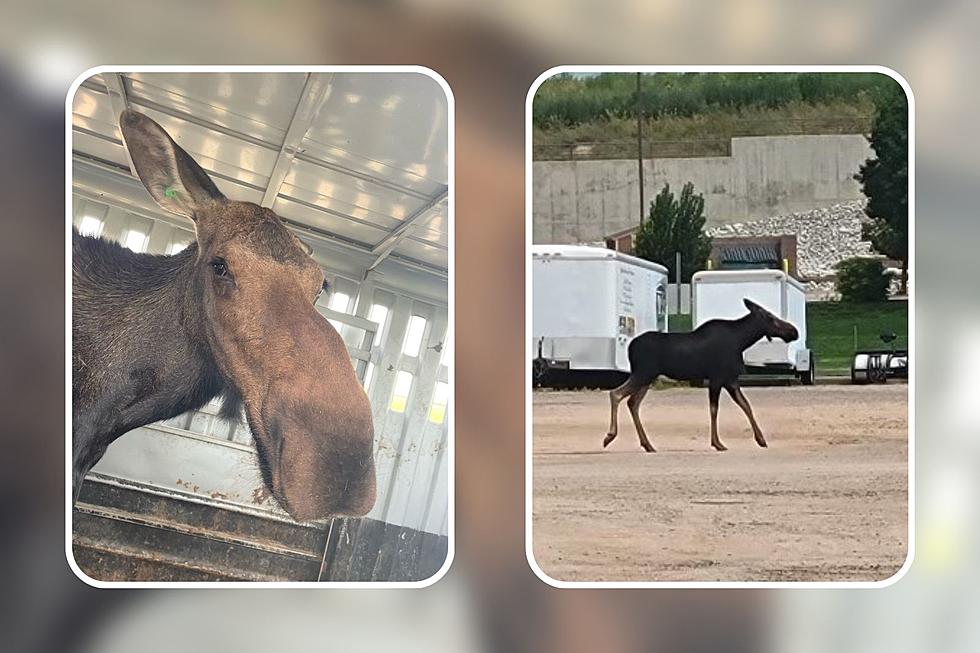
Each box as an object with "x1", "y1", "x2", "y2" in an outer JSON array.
[{"x1": 532, "y1": 384, "x2": 908, "y2": 582}]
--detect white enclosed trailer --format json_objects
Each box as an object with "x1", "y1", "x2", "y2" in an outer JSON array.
[
  {"x1": 532, "y1": 245, "x2": 669, "y2": 379},
  {"x1": 692, "y1": 270, "x2": 814, "y2": 383}
]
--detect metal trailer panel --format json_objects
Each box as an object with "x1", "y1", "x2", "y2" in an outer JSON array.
[
  {"x1": 785, "y1": 275, "x2": 809, "y2": 369},
  {"x1": 532, "y1": 245, "x2": 668, "y2": 372},
  {"x1": 533, "y1": 256, "x2": 616, "y2": 370},
  {"x1": 692, "y1": 270, "x2": 808, "y2": 368}
]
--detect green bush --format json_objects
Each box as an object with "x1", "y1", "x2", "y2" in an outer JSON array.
[{"x1": 835, "y1": 257, "x2": 891, "y2": 302}]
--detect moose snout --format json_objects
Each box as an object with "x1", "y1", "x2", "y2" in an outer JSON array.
[
  {"x1": 274, "y1": 412, "x2": 377, "y2": 522},
  {"x1": 260, "y1": 371, "x2": 377, "y2": 522},
  {"x1": 252, "y1": 304, "x2": 378, "y2": 522},
  {"x1": 782, "y1": 324, "x2": 800, "y2": 342}
]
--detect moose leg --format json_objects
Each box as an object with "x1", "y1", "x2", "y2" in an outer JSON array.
[
  {"x1": 626, "y1": 385, "x2": 655, "y2": 452},
  {"x1": 708, "y1": 382, "x2": 727, "y2": 451},
  {"x1": 71, "y1": 426, "x2": 108, "y2": 505},
  {"x1": 71, "y1": 454, "x2": 101, "y2": 505},
  {"x1": 725, "y1": 383, "x2": 767, "y2": 447},
  {"x1": 604, "y1": 377, "x2": 642, "y2": 448}
]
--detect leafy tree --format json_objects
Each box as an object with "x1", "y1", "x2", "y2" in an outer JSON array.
[
  {"x1": 835, "y1": 257, "x2": 891, "y2": 302},
  {"x1": 855, "y1": 83, "x2": 908, "y2": 293},
  {"x1": 634, "y1": 182, "x2": 712, "y2": 283}
]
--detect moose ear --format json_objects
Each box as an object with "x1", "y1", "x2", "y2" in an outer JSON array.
[
  {"x1": 743, "y1": 298, "x2": 761, "y2": 312},
  {"x1": 118, "y1": 109, "x2": 225, "y2": 220}
]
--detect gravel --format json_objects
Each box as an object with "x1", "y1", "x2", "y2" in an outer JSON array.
[{"x1": 707, "y1": 200, "x2": 874, "y2": 279}]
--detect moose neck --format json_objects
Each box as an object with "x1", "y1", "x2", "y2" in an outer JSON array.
[
  {"x1": 124, "y1": 244, "x2": 210, "y2": 352},
  {"x1": 168, "y1": 246, "x2": 212, "y2": 356},
  {"x1": 86, "y1": 240, "x2": 228, "y2": 430},
  {"x1": 71, "y1": 236, "x2": 235, "y2": 498},
  {"x1": 734, "y1": 313, "x2": 768, "y2": 352},
  {"x1": 145, "y1": 244, "x2": 228, "y2": 410}
]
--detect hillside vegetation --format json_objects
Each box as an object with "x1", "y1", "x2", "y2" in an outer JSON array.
[{"x1": 533, "y1": 72, "x2": 897, "y2": 160}]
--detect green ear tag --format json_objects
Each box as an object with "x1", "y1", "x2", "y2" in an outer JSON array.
[{"x1": 164, "y1": 185, "x2": 178, "y2": 198}]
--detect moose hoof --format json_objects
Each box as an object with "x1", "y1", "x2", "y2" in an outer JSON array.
[
  {"x1": 641, "y1": 443, "x2": 656, "y2": 453},
  {"x1": 756, "y1": 439, "x2": 768, "y2": 448},
  {"x1": 712, "y1": 442, "x2": 728, "y2": 452},
  {"x1": 602, "y1": 433, "x2": 616, "y2": 448}
]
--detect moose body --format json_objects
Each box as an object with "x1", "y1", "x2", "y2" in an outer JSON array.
[
  {"x1": 604, "y1": 299, "x2": 799, "y2": 452},
  {"x1": 72, "y1": 109, "x2": 376, "y2": 521}
]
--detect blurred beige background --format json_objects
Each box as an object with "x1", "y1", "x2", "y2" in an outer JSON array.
[{"x1": 0, "y1": 1, "x2": 975, "y2": 652}]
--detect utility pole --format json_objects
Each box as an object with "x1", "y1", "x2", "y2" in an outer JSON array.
[
  {"x1": 636, "y1": 72, "x2": 645, "y2": 227},
  {"x1": 675, "y1": 251, "x2": 682, "y2": 314}
]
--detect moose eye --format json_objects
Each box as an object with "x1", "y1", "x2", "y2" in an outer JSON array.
[{"x1": 211, "y1": 257, "x2": 229, "y2": 277}]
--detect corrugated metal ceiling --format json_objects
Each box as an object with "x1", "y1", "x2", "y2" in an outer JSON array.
[{"x1": 71, "y1": 72, "x2": 449, "y2": 274}]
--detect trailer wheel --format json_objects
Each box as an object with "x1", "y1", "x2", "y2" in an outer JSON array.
[
  {"x1": 800, "y1": 354, "x2": 815, "y2": 386},
  {"x1": 867, "y1": 353, "x2": 888, "y2": 384},
  {"x1": 532, "y1": 358, "x2": 549, "y2": 387}
]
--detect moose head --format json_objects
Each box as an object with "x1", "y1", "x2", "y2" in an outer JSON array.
[
  {"x1": 119, "y1": 109, "x2": 376, "y2": 521},
  {"x1": 743, "y1": 298, "x2": 799, "y2": 343}
]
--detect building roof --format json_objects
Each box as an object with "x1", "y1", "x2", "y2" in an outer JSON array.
[{"x1": 718, "y1": 243, "x2": 781, "y2": 265}]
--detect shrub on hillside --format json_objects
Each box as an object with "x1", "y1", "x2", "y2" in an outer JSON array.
[{"x1": 835, "y1": 257, "x2": 891, "y2": 302}]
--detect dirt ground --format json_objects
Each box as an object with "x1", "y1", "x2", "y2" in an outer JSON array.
[{"x1": 532, "y1": 384, "x2": 908, "y2": 582}]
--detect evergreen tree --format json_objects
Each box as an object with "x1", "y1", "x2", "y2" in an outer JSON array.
[
  {"x1": 634, "y1": 182, "x2": 713, "y2": 283},
  {"x1": 855, "y1": 83, "x2": 908, "y2": 293}
]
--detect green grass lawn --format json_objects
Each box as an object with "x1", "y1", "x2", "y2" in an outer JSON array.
[
  {"x1": 667, "y1": 313, "x2": 693, "y2": 333},
  {"x1": 807, "y1": 301, "x2": 908, "y2": 375},
  {"x1": 666, "y1": 300, "x2": 908, "y2": 376}
]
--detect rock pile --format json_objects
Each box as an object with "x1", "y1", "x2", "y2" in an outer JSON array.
[{"x1": 706, "y1": 200, "x2": 874, "y2": 280}]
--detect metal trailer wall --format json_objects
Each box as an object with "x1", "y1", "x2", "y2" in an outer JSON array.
[{"x1": 70, "y1": 72, "x2": 450, "y2": 582}]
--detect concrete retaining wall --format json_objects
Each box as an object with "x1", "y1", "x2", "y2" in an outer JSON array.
[{"x1": 533, "y1": 134, "x2": 873, "y2": 244}]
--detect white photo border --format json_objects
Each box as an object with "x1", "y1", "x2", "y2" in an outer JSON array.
[
  {"x1": 524, "y1": 64, "x2": 915, "y2": 589},
  {"x1": 65, "y1": 65, "x2": 455, "y2": 589}
]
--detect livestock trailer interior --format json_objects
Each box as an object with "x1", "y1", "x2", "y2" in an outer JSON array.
[
  {"x1": 692, "y1": 269, "x2": 813, "y2": 383},
  {"x1": 532, "y1": 245, "x2": 668, "y2": 386},
  {"x1": 70, "y1": 71, "x2": 451, "y2": 582}
]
